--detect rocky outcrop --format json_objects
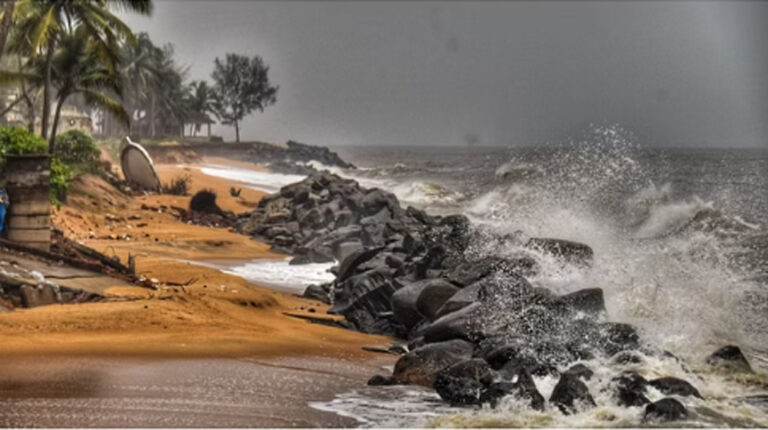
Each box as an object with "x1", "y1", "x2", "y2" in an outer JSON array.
[
  {"x1": 238, "y1": 172, "x2": 724, "y2": 418},
  {"x1": 706, "y1": 345, "x2": 753, "y2": 373},
  {"x1": 392, "y1": 339, "x2": 474, "y2": 386},
  {"x1": 644, "y1": 398, "x2": 688, "y2": 423},
  {"x1": 549, "y1": 373, "x2": 596, "y2": 414},
  {"x1": 648, "y1": 377, "x2": 702, "y2": 398}
]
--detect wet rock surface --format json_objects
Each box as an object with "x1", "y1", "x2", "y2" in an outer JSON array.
[
  {"x1": 706, "y1": 345, "x2": 753, "y2": 373},
  {"x1": 239, "y1": 172, "x2": 747, "y2": 416},
  {"x1": 549, "y1": 373, "x2": 596, "y2": 414},
  {"x1": 644, "y1": 398, "x2": 688, "y2": 423}
]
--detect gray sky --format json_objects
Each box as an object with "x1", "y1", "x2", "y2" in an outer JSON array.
[{"x1": 121, "y1": 1, "x2": 768, "y2": 148}]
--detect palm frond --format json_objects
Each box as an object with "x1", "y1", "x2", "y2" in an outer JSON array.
[
  {"x1": 81, "y1": 88, "x2": 129, "y2": 126},
  {"x1": 0, "y1": 69, "x2": 38, "y2": 86}
]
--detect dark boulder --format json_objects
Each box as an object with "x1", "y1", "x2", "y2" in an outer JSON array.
[
  {"x1": 649, "y1": 377, "x2": 702, "y2": 399},
  {"x1": 368, "y1": 374, "x2": 399, "y2": 386},
  {"x1": 362, "y1": 189, "x2": 400, "y2": 216},
  {"x1": 391, "y1": 280, "x2": 431, "y2": 330},
  {"x1": 433, "y1": 281, "x2": 486, "y2": 319},
  {"x1": 447, "y1": 256, "x2": 535, "y2": 287},
  {"x1": 333, "y1": 240, "x2": 364, "y2": 264},
  {"x1": 564, "y1": 363, "x2": 594, "y2": 381},
  {"x1": 433, "y1": 359, "x2": 494, "y2": 405},
  {"x1": 611, "y1": 371, "x2": 649, "y2": 407},
  {"x1": 329, "y1": 269, "x2": 401, "y2": 334},
  {"x1": 706, "y1": 345, "x2": 753, "y2": 373},
  {"x1": 336, "y1": 246, "x2": 384, "y2": 282},
  {"x1": 303, "y1": 283, "x2": 331, "y2": 303},
  {"x1": 392, "y1": 339, "x2": 474, "y2": 386},
  {"x1": 598, "y1": 322, "x2": 640, "y2": 356},
  {"x1": 526, "y1": 237, "x2": 593, "y2": 267},
  {"x1": 419, "y1": 302, "x2": 485, "y2": 343},
  {"x1": 483, "y1": 361, "x2": 545, "y2": 410},
  {"x1": 413, "y1": 246, "x2": 446, "y2": 279},
  {"x1": 484, "y1": 344, "x2": 521, "y2": 370},
  {"x1": 434, "y1": 373, "x2": 486, "y2": 406},
  {"x1": 643, "y1": 398, "x2": 688, "y2": 423},
  {"x1": 550, "y1": 373, "x2": 596, "y2": 414},
  {"x1": 559, "y1": 288, "x2": 605, "y2": 316},
  {"x1": 480, "y1": 342, "x2": 558, "y2": 377},
  {"x1": 415, "y1": 280, "x2": 459, "y2": 321}
]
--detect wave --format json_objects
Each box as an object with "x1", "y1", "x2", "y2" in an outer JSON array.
[
  {"x1": 223, "y1": 258, "x2": 336, "y2": 295},
  {"x1": 314, "y1": 349, "x2": 768, "y2": 427},
  {"x1": 391, "y1": 181, "x2": 466, "y2": 206},
  {"x1": 199, "y1": 165, "x2": 305, "y2": 193},
  {"x1": 495, "y1": 161, "x2": 544, "y2": 181},
  {"x1": 457, "y1": 127, "x2": 767, "y2": 361},
  {"x1": 312, "y1": 128, "x2": 768, "y2": 427}
]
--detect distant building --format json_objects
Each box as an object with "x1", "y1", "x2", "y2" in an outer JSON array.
[
  {"x1": 54, "y1": 106, "x2": 93, "y2": 136},
  {"x1": 0, "y1": 92, "x2": 93, "y2": 136}
]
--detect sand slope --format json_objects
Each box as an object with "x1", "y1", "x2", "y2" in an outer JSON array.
[{"x1": 1, "y1": 159, "x2": 391, "y2": 361}]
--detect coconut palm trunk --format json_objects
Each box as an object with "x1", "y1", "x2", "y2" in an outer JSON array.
[
  {"x1": 49, "y1": 94, "x2": 68, "y2": 153},
  {"x1": 41, "y1": 41, "x2": 54, "y2": 142},
  {"x1": 0, "y1": 0, "x2": 16, "y2": 63}
]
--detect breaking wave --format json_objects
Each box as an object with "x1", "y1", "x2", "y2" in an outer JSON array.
[{"x1": 313, "y1": 125, "x2": 768, "y2": 427}]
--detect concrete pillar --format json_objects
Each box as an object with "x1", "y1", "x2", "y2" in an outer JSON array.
[{"x1": 4, "y1": 155, "x2": 51, "y2": 251}]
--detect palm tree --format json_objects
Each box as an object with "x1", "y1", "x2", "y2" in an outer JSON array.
[
  {"x1": 188, "y1": 80, "x2": 214, "y2": 136},
  {"x1": 9, "y1": 0, "x2": 151, "y2": 148},
  {"x1": 120, "y1": 32, "x2": 162, "y2": 136},
  {"x1": 0, "y1": 0, "x2": 17, "y2": 63},
  {"x1": 0, "y1": 25, "x2": 129, "y2": 153}
]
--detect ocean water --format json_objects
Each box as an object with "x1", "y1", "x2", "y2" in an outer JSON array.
[{"x1": 204, "y1": 126, "x2": 768, "y2": 427}]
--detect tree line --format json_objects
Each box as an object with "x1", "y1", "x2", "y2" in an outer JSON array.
[{"x1": 0, "y1": 0, "x2": 278, "y2": 154}]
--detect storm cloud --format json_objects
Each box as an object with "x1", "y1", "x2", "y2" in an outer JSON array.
[{"x1": 121, "y1": 1, "x2": 768, "y2": 148}]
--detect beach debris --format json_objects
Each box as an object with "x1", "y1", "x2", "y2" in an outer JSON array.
[
  {"x1": 120, "y1": 136, "x2": 161, "y2": 191},
  {"x1": 0, "y1": 263, "x2": 101, "y2": 309},
  {"x1": 282, "y1": 312, "x2": 350, "y2": 329},
  {"x1": 189, "y1": 189, "x2": 223, "y2": 215},
  {"x1": 230, "y1": 187, "x2": 242, "y2": 197},
  {"x1": 161, "y1": 175, "x2": 190, "y2": 196}
]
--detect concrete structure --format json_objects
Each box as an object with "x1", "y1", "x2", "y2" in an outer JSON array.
[
  {"x1": 4, "y1": 155, "x2": 51, "y2": 251},
  {"x1": 54, "y1": 105, "x2": 93, "y2": 136}
]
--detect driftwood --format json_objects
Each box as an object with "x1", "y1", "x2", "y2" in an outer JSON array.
[
  {"x1": 0, "y1": 237, "x2": 135, "y2": 281},
  {"x1": 282, "y1": 312, "x2": 351, "y2": 329},
  {"x1": 67, "y1": 240, "x2": 133, "y2": 274},
  {"x1": 0, "y1": 238, "x2": 103, "y2": 273}
]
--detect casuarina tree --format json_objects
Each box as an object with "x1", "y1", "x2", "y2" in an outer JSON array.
[{"x1": 211, "y1": 53, "x2": 277, "y2": 143}]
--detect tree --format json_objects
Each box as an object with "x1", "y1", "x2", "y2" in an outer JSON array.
[
  {"x1": 120, "y1": 31, "x2": 163, "y2": 136},
  {"x1": 116, "y1": 35, "x2": 190, "y2": 139},
  {"x1": 0, "y1": 25, "x2": 129, "y2": 153},
  {"x1": 9, "y1": 0, "x2": 151, "y2": 148},
  {"x1": 0, "y1": 0, "x2": 16, "y2": 63},
  {"x1": 211, "y1": 53, "x2": 277, "y2": 143},
  {"x1": 188, "y1": 80, "x2": 214, "y2": 135}
]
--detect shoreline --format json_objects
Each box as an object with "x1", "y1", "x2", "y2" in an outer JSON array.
[
  {"x1": 0, "y1": 354, "x2": 389, "y2": 427},
  {"x1": 2, "y1": 157, "x2": 392, "y2": 359},
  {"x1": 0, "y1": 156, "x2": 394, "y2": 426}
]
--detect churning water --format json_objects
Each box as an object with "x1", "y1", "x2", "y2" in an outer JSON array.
[
  {"x1": 205, "y1": 126, "x2": 768, "y2": 427},
  {"x1": 324, "y1": 126, "x2": 768, "y2": 427}
]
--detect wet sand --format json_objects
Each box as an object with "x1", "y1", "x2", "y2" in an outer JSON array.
[
  {"x1": 0, "y1": 157, "x2": 395, "y2": 427},
  {"x1": 0, "y1": 355, "x2": 390, "y2": 427}
]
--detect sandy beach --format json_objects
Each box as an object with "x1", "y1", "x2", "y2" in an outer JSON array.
[{"x1": 0, "y1": 157, "x2": 394, "y2": 427}]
